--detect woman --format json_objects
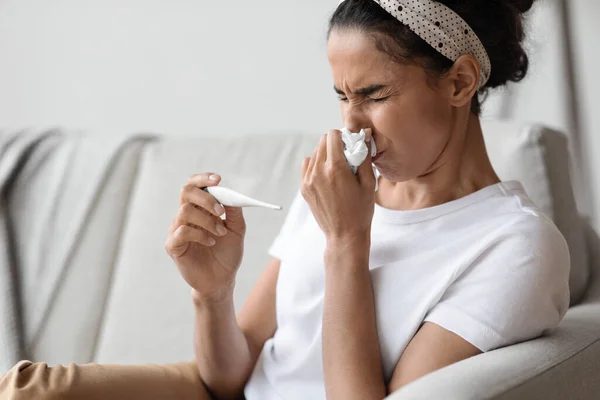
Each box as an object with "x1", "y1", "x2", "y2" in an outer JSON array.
[{"x1": 1, "y1": 0, "x2": 570, "y2": 399}]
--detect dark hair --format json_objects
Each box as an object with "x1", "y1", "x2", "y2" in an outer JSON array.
[{"x1": 328, "y1": 0, "x2": 536, "y2": 115}]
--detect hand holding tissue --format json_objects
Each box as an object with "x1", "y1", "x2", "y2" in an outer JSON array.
[{"x1": 300, "y1": 128, "x2": 378, "y2": 241}]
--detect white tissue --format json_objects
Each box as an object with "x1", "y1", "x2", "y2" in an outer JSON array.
[
  {"x1": 339, "y1": 128, "x2": 379, "y2": 192},
  {"x1": 340, "y1": 128, "x2": 377, "y2": 174}
]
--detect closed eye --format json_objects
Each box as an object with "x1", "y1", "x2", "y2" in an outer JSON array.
[
  {"x1": 338, "y1": 96, "x2": 389, "y2": 103},
  {"x1": 334, "y1": 84, "x2": 389, "y2": 103}
]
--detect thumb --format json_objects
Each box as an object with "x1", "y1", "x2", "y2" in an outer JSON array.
[
  {"x1": 223, "y1": 205, "x2": 246, "y2": 234},
  {"x1": 357, "y1": 151, "x2": 376, "y2": 190}
]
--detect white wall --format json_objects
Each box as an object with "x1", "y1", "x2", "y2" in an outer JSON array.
[
  {"x1": 482, "y1": 0, "x2": 571, "y2": 131},
  {"x1": 0, "y1": 0, "x2": 569, "y2": 135},
  {"x1": 0, "y1": 0, "x2": 340, "y2": 136},
  {"x1": 570, "y1": 0, "x2": 600, "y2": 229}
]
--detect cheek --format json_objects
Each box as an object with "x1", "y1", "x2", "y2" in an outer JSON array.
[
  {"x1": 408, "y1": 87, "x2": 451, "y2": 129},
  {"x1": 372, "y1": 93, "x2": 449, "y2": 150},
  {"x1": 371, "y1": 96, "x2": 452, "y2": 175}
]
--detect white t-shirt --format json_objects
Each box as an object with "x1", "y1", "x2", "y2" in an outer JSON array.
[{"x1": 244, "y1": 180, "x2": 570, "y2": 400}]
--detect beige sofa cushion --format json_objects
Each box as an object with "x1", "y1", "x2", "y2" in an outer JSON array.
[{"x1": 29, "y1": 140, "x2": 150, "y2": 365}]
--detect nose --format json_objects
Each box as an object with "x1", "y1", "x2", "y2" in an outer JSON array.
[
  {"x1": 345, "y1": 123, "x2": 372, "y2": 143},
  {"x1": 344, "y1": 110, "x2": 372, "y2": 140}
]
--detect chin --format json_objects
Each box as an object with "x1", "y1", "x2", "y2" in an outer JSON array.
[{"x1": 374, "y1": 161, "x2": 410, "y2": 183}]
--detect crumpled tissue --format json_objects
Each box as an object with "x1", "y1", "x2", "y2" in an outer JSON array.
[
  {"x1": 340, "y1": 128, "x2": 379, "y2": 191},
  {"x1": 340, "y1": 128, "x2": 377, "y2": 174}
]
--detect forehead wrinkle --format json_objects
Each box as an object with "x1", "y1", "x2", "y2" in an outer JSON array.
[
  {"x1": 336, "y1": 70, "x2": 400, "y2": 96},
  {"x1": 328, "y1": 30, "x2": 411, "y2": 95}
]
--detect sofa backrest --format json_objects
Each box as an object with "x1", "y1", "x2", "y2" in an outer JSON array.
[{"x1": 10, "y1": 121, "x2": 588, "y2": 366}]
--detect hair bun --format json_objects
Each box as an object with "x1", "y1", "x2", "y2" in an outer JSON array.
[{"x1": 504, "y1": 0, "x2": 536, "y2": 13}]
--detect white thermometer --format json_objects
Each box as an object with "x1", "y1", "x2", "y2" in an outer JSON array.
[{"x1": 202, "y1": 186, "x2": 282, "y2": 210}]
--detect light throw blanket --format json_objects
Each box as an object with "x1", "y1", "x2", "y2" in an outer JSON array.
[{"x1": 0, "y1": 130, "x2": 153, "y2": 374}]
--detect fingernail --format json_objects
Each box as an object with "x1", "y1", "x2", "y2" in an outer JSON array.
[
  {"x1": 209, "y1": 174, "x2": 220, "y2": 182},
  {"x1": 214, "y1": 203, "x2": 225, "y2": 216},
  {"x1": 207, "y1": 238, "x2": 216, "y2": 246},
  {"x1": 216, "y1": 224, "x2": 227, "y2": 236}
]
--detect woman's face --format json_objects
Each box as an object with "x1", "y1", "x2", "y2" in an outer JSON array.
[{"x1": 327, "y1": 29, "x2": 459, "y2": 182}]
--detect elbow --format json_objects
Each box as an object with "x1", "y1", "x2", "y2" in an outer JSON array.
[{"x1": 199, "y1": 366, "x2": 251, "y2": 400}]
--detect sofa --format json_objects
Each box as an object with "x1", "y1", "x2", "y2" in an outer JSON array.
[{"x1": 0, "y1": 120, "x2": 598, "y2": 399}]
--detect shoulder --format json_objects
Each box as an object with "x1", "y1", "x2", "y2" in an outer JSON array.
[
  {"x1": 486, "y1": 190, "x2": 570, "y2": 275},
  {"x1": 470, "y1": 181, "x2": 570, "y2": 272},
  {"x1": 452, "y1": 184, "x2": 572, "y2": 316},
  {"x1": 464, "y1": 210, "x2": 571, "y2": 322},
  {"x1": 427, "y1": 206, "x2": 571, "y2": 351},
  {"x1": 470, "y1": 205, "x2": 570, "y2": 288}
]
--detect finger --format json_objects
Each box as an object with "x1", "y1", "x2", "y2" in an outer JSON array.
[
  {"x1": 301, "y1": 157, "x2": 310, "y2": 179},
  {"x1": 307, "y1": 142, "x2": 319, "y2": 177},
  {"x1": 357, "y1": 149, "x2": 376, "y2": 189},
  {"x1": 168, "y1": 225, "x2": 216, "y2": 252},
  {"x1": 307, "y1": 136, "x2": 321, "y2": 169},
  {"x1": 176, "y1": 203, "x2": 228, "y2": 237},
  {"x1": 180, "y1": 184, "x2": 226, "y2": 217},
  {"x1": 187, "y1": 172, "x2": 221, "y2": 188},
  {"x1": 364, "y1": 128, "x2": 373, "y2": 145},
  {"x1": 221, "y1": 205, "x2": 245, "y2": 231},
  {"x1": 326, "y1": 130, "x2": 345, "y2": 165},
  {"x1": 315, "y1": 133, "x2": 328, "y2": 164}
]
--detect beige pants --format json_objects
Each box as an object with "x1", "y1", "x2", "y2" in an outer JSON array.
[{"x1": 0, "y1": 361, "x2": 214, "y2": 400}]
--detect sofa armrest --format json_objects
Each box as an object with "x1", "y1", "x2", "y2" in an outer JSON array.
[{"x1": 386, "y1": 302, "x2": 600, "y2": 400}]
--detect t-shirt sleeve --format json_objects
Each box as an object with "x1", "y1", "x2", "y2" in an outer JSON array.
[
  {"x1": 424, "y1": 216, "x2": 571, "y2": 352},
  {"x1": 268, "y1": 189, "x2": 310, "y2": 261}
]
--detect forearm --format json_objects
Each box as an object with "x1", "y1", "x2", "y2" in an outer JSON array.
[
  {"x1": 192, "y1": 287, "x2": 254, "y2": 400},
  {"x1": 322, "y1": 238, "x2": 386, "y2": 400}
]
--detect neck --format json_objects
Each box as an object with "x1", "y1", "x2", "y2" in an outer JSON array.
[{"x1": 376, "y1": 113, "x2": 500, "y2": 211}]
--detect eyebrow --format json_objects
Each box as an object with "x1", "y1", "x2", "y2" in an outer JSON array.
[{"x1": 334, "y1": 84, "x2": 387, "y2": 96}]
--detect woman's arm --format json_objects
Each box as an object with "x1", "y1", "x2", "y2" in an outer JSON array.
[
  {"x1": 301, "y1": 132, "x2": 484, "y2": 398},
  {"x1": 322, "y1": 239, "x2": 481, "y2": 400},
  {"x1": 322, "y1": 235, "x2": 387, "y2": 400},
  {"x1": 193, "y1": 257, "x2": 279, "y2": 400},
  {"x1": 298, "y1": 131, "x2": 385, "y2": 399},
  {"x1": 387, "y1": 322, "x2": 481, "y2": 392}
]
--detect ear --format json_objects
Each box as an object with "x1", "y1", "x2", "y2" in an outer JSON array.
[{"x1": 444, "y1": 54, "x2": 480, "y2": 108}]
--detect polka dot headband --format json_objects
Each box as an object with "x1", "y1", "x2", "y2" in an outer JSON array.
[{"x1": 338, "y1": 0, "x2": 492, "y2": 89}]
